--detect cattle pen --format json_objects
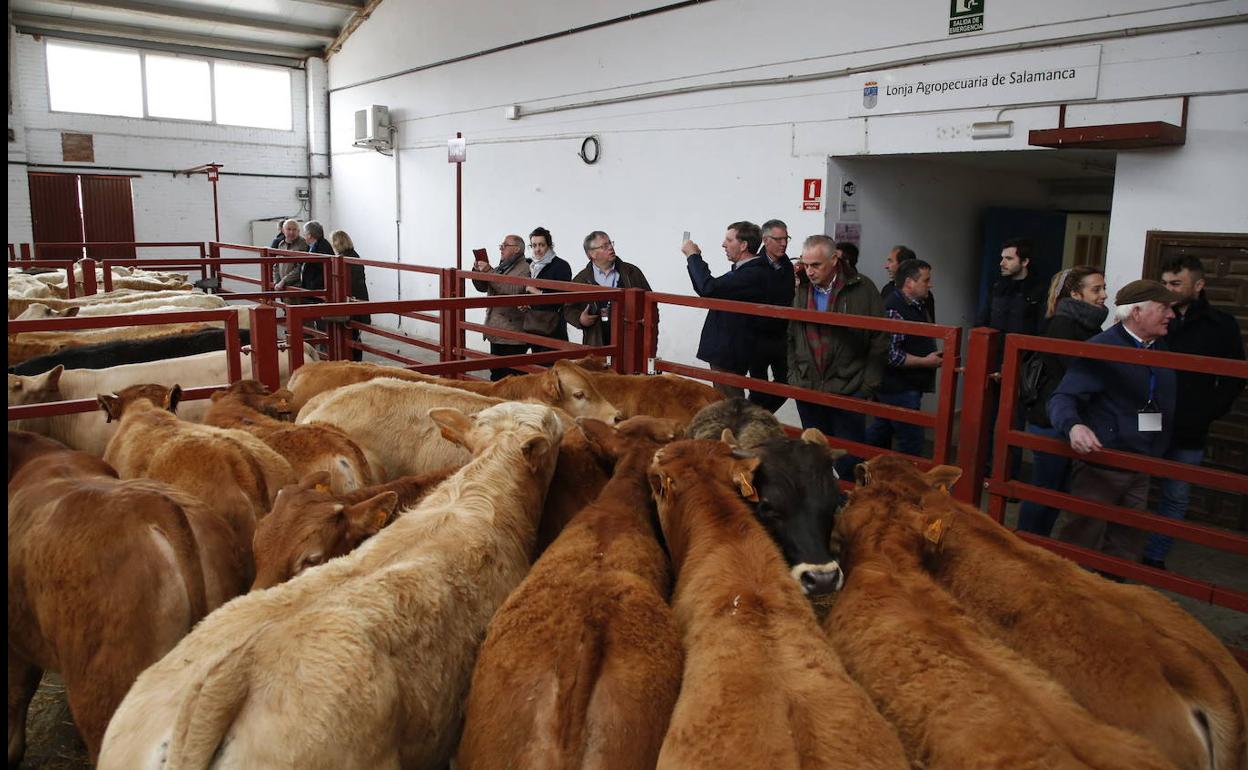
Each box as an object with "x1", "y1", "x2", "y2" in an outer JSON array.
[{"x1": 8, "y1": 239, "x2": 1248, "y2": 667}]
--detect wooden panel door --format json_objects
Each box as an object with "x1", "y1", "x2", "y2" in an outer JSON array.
[
  {"x1": 1144, "y1": 231, "x2": 1248, "y2": 532},
  {"x1": 80, "y1": 175, "x2": 137, "y2": 258},
  {"x1": 28, "y1": 172, "x2": 83, "y2": 260}
]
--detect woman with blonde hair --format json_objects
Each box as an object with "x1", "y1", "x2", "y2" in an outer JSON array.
[
  {"x1": 1017, "y1": 265, "x2": 1108, "y2": 535},
  {"x1": 329, "y1": 229, "x2": 370, "y2": 362}
]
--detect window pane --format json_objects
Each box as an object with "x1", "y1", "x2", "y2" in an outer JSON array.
[
  {"x1": 145, "y1": 54, "x2": 211, "y2": 121},
  {"x1": 214, "y1": 62, "x2": 291, "y2": 130},
  {"x1": 46, "y1": 41, "x2": 142, "y2": 118}
]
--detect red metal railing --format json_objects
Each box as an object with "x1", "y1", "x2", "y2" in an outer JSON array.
[
  {"x1": 984, "y1": 331, "x2": 1248, "y2": 613},
  {"x1": 642, "y1": 291, "x2": 963, "y2": 468}
]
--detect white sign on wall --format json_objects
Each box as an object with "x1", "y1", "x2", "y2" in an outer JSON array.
[{"x1": 852, "y1": 45, "x2": 1101, "y2": 117}]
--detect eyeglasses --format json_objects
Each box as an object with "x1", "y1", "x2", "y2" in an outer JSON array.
[
  {"x1": 499, "y1": 243, "x2": 521, "y2": 249},
  {"x1": 590, "y1": 241, "x2": 614, "y2": 251},
  {"x1": 766, "y1": 235, "x2": 792, "y2": 242}
]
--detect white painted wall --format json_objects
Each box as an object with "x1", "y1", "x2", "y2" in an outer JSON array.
[
  {"x1": 323, "y1": 0, "x2": 1247, "y2": 370},
  {"x1": 7, "y1": 31, "x2": 312, "y2": 258}
]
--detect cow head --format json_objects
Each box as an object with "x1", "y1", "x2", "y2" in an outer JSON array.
[
  {"x1": 251, "y1": 471, "x2": 399, "y2": 590},
  {"x1": 853, "y1": 454, "x2": 963, "y2": 500},
  {"x1": 578, "y1": 414, "x2": 679, "y2": 464},
  {"x1": 746, "y1": 429, "x2": 848, "y2": 596},
  {"x1": 7, "y1": 365, "x2": 64, "y2": 407},
  {"x1": 429, "y1": 402, "x2": 565, "y2": 477},
  {"x1": 98, "y1": 383, "x2": 181, "y2": 422},
  {"x1": 210, "y1": 379, "x2": 294, "y2": 420},
  {"x1": 837, "y1": 483, "x2": 955, "y2": 570},
  {"x1": 14, "y1": 303, "x2": 79, "y2": 320},
  {"x1": 539, "y1": 360, "x2": 623, "y2": 424}
]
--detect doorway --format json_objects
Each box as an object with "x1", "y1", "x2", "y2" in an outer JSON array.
[{"x1": 28, "y1": 172, "x2": 137, "y2": 259}]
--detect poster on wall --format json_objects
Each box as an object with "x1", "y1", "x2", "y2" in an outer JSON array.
[
  {"x1": 834, "y1": 222, "x2": 861, "y2": 247},
  {"x1": 448, "y1": 137, "x2": 466, "y2": 163},
  {"x1": 851, "y1": 45, "x2": 1100, "y2": 117}
]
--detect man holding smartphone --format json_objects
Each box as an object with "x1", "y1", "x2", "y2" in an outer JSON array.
[{"x1": 565, "y1": 231, "x2": 653, "y2": 348}]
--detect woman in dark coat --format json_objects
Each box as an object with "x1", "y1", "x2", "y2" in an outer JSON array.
[
  {"x1": 330, "y1": 229, "x2": 370, "y2": 362},
  {"x1": 519, "y1": 226, "x2": 572, "y2": 352},
  {"x1": 1016, "y1": 266, "x2": 1108, "y2": 535}
]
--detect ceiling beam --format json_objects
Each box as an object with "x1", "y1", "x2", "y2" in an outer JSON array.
[
  {"x1": 29, "y1": 0, "x2": 340, "y2": 41},
  {"x1": 12, "y1": 13, "x2": 325, "y2": 59},
  {"x1": 326, "y1": 0, "x2": 384, "y2": 57},
  {"x1": 290, "y1": 0, "x2": 366, "y2": 9}
]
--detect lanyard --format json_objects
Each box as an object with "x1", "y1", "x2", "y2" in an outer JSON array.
[{"x1": 1131, "y1": 336, "x2": 1157, "y2": 407}]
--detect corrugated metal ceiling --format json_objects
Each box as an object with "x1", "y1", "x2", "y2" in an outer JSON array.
[{"x1": 9, "y1": 0, "x2": 377, "y2": 65}]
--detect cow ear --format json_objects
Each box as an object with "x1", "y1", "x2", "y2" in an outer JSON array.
[
  {"x1": 576, "y1": 417, "x2": 618, "y2": 458},
  {"x1": 522, "y1": 435, "x2": 552, "y2": 474},
  {"x1": 732, "y1": 456, "x2": 761, "y2": 502},
  {"x1": 98, "y1": 393, "x2": 123, "y2": 423},
  {"x1": 800, "y1": 427, "x2": 826, "y2": 445},
  {"x1": 544, "y1": 368, "x2": 564, "y2": 400},
  {"x1": 299, "y1": 470, "x2": 333, "y2": 493},
  {"x1": 428, "y1": 407, "x2": 473, "y2": 448},
  {"x1": 853, "y1": 462, "x2": 870, "y2": 487},
  {"x1": 44, "y1": 365, "x2": 64, "y2": 390},
  {"x1": 210, "y1": 389, "x2": 227, "y2": 402},
  {"x1": 925, "y1": 465, "x2": 962, "y2": 493},
  {"x1": 922, "y1": 515, "x2": 951, "y2": 552},
  {"x1": 63, "y1": 306, "x2": 80, "y2": 318},
  {"x1": 720, "y1": 428, "x2": 739, "y2": 448},
  {"x1": 164, "y1": 385, "x2": 182, "y2": 414},
  {"x1": 343, "y1": 491, "x2": 399, "y2": 544}
]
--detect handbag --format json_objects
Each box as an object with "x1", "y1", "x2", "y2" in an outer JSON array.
[
  {"x1": 522, "y1": 306, "x2": 562, "y2": 336},
  {"x1": 1018, "y1": 351, "x2": 1046, "y2": 406}
]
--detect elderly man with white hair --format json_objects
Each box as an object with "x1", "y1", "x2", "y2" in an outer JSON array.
[{"x1": 1046, "y1": 279, "x2": 1181, "y2": 564}]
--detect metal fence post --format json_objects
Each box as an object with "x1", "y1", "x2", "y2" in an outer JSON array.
[
  {"x1": 249, "y1": 305, "x2": 282, "y2": 391},
  {"x1": 954, "y1": 327, "x2": 1000, "y2": 507},
  {"x1": 439, "y1": 268, "x2": 457, "y2": 363},
  {"x1": 205, "y1": 242, "x2": 216, "y2": 285},
  {"x1": 620, "y1": 287, "x2": 646, "y2": 374},
  {"x1": 81, "y1": 258, "x2": 97, "y2": 296}
]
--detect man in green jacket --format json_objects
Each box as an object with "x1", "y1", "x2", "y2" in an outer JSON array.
[
  {"x1": 788, "y1": 234, "x2": 887, "y2": 477},
  {"x1": 564, "y1": 231, "x2": 653, "y2": 348}
]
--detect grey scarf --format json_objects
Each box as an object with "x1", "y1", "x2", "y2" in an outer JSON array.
[{"x1": 1054, "y1": 296, "x2": 1108, "y2": 333}]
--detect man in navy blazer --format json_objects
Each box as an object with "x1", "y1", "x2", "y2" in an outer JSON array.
[
  {"x1": 1047, "y1": 279, "x2": 1181, "y2": 562},
  {"x1": 682, "y1": 221, "x2": 775, "y2": 402}
]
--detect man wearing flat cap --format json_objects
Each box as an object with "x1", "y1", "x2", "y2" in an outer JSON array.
[{"x1": 1046, "y1": 279, "x2": 1180, "y2": 562}]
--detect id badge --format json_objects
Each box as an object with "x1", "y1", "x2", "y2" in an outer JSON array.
[{"x1": 1138, "y1": 409, "x2": 1162, "y2": 432}]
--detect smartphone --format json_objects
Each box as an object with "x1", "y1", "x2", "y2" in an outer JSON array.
[
  {"x1": 681, "y1": 230, "x2": 691, "y2": 243},
  {"x1": 472, "y1": 247, "x2": 488, "y2": 264}
]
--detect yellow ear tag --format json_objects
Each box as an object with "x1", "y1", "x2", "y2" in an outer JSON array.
[
  {"x1": 735, "y1": 473, "x2": 759, "y2": 503},
  {"x1": 372, "y1": 508, "x2": 389, "y2": 529},
  {"x1": 935, "y1": 483, "x2": 950, "y2": 494},
  {"x1": 924, "y1": 519, "x2": 946, "y2": 546},
  {"x1": 314, "y1": 483, "x2": 331, "y2": 494}
]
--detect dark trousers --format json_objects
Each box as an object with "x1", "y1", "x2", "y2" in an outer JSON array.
[
  {"x1": 1052, "y1": 461, "x2": 1150, "y2": 561},
  {"x1": 1016, "y1": 422, "x2": 1069, "y2": 536},
  {"x1": 865, "y1": 389, "x2": 925, "y2": 457},
  {"x1": 489, "y1": 342, "x2": 528, "y2": 381},
  {"x1": 796, "y1": 400, "x2": 864, "y2": 479},
  {"x1": 747, "y1": 348, "x2": 789, "y2": 413}
]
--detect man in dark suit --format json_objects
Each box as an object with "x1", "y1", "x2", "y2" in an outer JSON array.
[
  {"x1": 299, "y1": 220, "x2": 336, "y2": 297},
  {"x1": 681, "y1": 220, "x2": 775, "y2": 403}
]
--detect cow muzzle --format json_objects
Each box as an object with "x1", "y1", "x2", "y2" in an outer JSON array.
[{"x1": 791, "y1": 562, "x2": 844, "y2": 596}]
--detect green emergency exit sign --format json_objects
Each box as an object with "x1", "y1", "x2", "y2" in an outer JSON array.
[{"x1": 949, "y1": 0, "x2": 983, "y2": 34}]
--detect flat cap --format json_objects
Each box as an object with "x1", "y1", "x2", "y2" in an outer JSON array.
[{"x1": 1115, "y1": 279, "x2": 1181, "y2": 306}]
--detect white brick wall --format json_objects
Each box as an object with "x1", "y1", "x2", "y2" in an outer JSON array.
[{"x1": 7, "y1": 30, "x2": 319, "y2": 254}]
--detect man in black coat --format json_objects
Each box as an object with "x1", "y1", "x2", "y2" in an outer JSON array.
[
  {"x1": 749, "y1": 218, "x2": 798, "y2": 412},
  {"x1": 1142, "y1": 256, "x2": 1246, "y2": 569},
  {"x1": 299, "y1": 220, "x2": 336, "y2": 296},
  {"x1": 975, "y1": 237, "x2": 1047, "y2": 335},
  {"x1": 682, "y1": 221, "x2": 775, "y2": 404}
]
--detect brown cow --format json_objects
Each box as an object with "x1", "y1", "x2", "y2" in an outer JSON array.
[
  {"x1": 250, "y1": 466, "x2": 458, "y2": 590},
  {"x1": 98, "y1": 402, "x2": 565, "y2": 770},
  {"x1": 8, "y1": 321, "x2": 218, "y2": 366},
  {"x1": 286, "y1": 359, "x2": 622, "y2": 424},
  {"x1": 204, "y1": 380, "x2": 373, "y2": 493},
  {"x1": 7, "y1": 431, "x2": 222, "y2": 763},
  {"x1": 647, "y1": 439, "x2": 909, "y2": 770},
  {"x1": 457, "y1": 416, "x2": 682, "y2": 770},
  {"x1": 570, "y1": 360, "x2": 724, "y2": 429},
  {"x1": 99, "y1": 383, "x2": 296, "y2": 596},
  {"x1": 827, "y1": 475, "x2": 1181, "y2": 770},
  {"x1": 857, "y1": 453, "x2": 1248, "y2": 770}
]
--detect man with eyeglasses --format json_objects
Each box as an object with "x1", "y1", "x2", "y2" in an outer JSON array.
[
  {"x1": 681, "y1": 221, "x2": 777, "y2": 404},
  {"x1": 565, "y1": 231, "x2": 652, "y2": 348},
  {"x1": 471, "y1": 234, "x2": 531, "y2": 380},
  {"x1": 750, "y1": 219, "x2": 798, "y2": 411}
]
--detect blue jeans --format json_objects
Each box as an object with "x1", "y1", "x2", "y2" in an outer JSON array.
[
  {"x1": 796, "y1": 399, "x2": 865, "y2": 479},
  {"x1": 865, "y1": 389, "x2": 925, "y2": 457},
  {"x1": 1143, "y1": 445, "x2": 1206, "y2": 563},
  {"x1": 1016, "y1": 423, "x2": 1069, "y2": 536}
]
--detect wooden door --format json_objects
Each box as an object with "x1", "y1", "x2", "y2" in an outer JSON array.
[
  {"x1": 1144, "y1": 230, "x2": 1248, "y2": 532},
  {"x1": 28, "y1": 172, "x2": 84, "y2": 260},
  {"x1": 80, "y1": 176, "x2": 137, "y2": 258}
]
